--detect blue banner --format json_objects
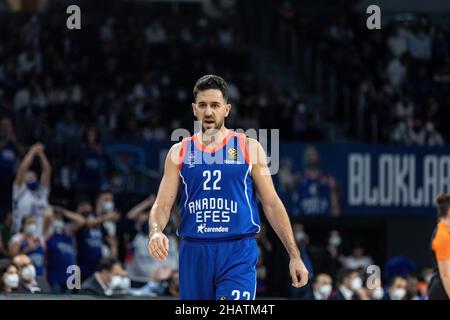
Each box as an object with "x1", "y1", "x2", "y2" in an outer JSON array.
[{"x1": 103, "y1": 140, "x2": 449, "y2": 217}]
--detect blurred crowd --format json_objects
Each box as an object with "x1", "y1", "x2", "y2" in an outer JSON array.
[
  {"x1": 0, "y1": 137, "x2": 434, "y2": 299},
  {"x1": 0, "y1": 0, "x2": 446, "y2": 299},
  {"x1": 277, "y1": 1, "x2": 450, "y2": 144}
]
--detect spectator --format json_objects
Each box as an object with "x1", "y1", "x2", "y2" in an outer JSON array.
[
  {"x1": 74, "y1": 198, "x2": 119, "y2": 281},
  {"x1": 45, "y1": 206, "x2": 84, "y2": 294},
  {"x1": 0, "y1": 212, "x2": 13, "y2": 259},
  {"x1": 78, "y1": 257, "x2": 119, "y2": 296},
  {"x1": 110, "y1": 261, "x2": 131, "y2": 296},
  {"x1": 8, "y1": 216, "x2": 46, "y2": 277},
  {"x1": 76, "y1": 127, "x2": 108, "y2": 192},
  {"x1": 0, "y1": 117, "x2": 25, "y2": 216},
  {"x1": 0, "y1": 259, "x2": 19, "y2": 293},
  {"x1": 405, "y1": 276, "x2": 421, "y2": 300},
  {"x1": 311, "y1": 273, "x2": 333, "y2": 300},
  {"x1": 95, "y1": 190, "x2": 121, "y2": 258},
  {"x1": 126, "y1": 197, "x2": 178, "y2": 288},
  {"x1": 163, "y1": 270, "x2": 179, "y2": 298},
  {"x1": 13, "y1": 254, "x2": 50, "y2": 294},
  {"x1": 341, "y1": 246, "x2": 374, "y2": 272},
  {"x1": 12, "y1": 142, "x2": 51, "y2": 237},
  {"x1": 329, "y1": 269, "x2": 367, "y2": 300},
  {"x1": 293, "y1": 146, "x2": 340, "y2": 217},
  {"x1": 366, "y1": 275, "x2": 384, "y2": 300},
  {"x1": 383, "y1": 276, "x2": 408, "y2": 300}
]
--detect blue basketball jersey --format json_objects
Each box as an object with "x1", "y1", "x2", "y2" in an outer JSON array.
[
  {"x1": 46, "y1": 231, "x2": 76, "y2": 285},
  {"x1": 177, "y1": 130, "x2": 260, "y2": 240},
  {"x1": 297, "y1": 171, "x2": 333, "y2": 216}
]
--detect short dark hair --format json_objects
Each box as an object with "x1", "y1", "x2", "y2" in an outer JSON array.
[
  {"x1": 193, "y1": 75, "x2": 228, "y2": 102},
  {"x1": 336, "y1": 268, "x2": 358, "y2": 285},
  {"x1": 96, "y1": 257, "x2": 118, "y2": 272},
  {"x1": 436, "y1": 193, "x2": 450, "y2": 218}
]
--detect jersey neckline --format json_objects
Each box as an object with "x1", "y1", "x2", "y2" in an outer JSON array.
[{"x1": 192, "y1": 129, "x2": 234, "y2": 154}]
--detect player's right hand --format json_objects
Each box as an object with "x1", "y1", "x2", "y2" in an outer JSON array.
[{"x1": 148, "y1": 231, "x2": 169, "y2": 261}]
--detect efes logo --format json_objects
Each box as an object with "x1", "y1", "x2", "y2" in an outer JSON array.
[
  {"x1": 227, "y1": 148, "x2": 237, "y2": 160},
  {"x1": 220, "y1": 296, "x2": 227, "y2": 300}
]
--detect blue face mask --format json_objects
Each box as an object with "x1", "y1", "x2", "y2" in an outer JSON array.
[{"x1": 26, "y1": 180, "x2": 39, "y2": 191}]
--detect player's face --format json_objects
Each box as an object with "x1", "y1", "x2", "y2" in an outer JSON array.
[{"x1": 192, "y1": 89, "x2": 231, "y2": 133}]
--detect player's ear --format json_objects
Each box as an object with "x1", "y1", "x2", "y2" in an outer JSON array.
[
  {"x1": 191, "y1": 103, "x2": 197, "y2": 117},
  {"x1": 224, "y1": 103, "x2": 231, "y2": 117}
]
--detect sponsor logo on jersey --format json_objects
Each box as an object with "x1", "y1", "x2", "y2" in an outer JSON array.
[{"x1": 196, "y1": 224, "x2": 229, "y2": 234}]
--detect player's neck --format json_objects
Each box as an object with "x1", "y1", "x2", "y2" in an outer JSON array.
[
  {"x1": 441, "y1": 216, "x2": 450, "y2": 228},
  {"x1": 197, "y1": 127, "x2": 229, "y2": 146}
]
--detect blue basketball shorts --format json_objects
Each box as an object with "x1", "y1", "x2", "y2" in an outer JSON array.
[{"x1": 178, "y1": 236, "x2": 259, "y2": 300}]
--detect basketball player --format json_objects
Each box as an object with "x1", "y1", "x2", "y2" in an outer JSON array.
[
  {"x1": 12, "y1": 142, "x2": 51, "y2": 237},
  {"x1": 147, "y1": 75, "x2": 309, "y2": 300},
  {"x1": 428, "y1": 193, "x2": 450, "y2": 300}
]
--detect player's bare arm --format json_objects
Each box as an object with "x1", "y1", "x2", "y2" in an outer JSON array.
[
  {"x1": 248, "y1": 137, "x2": 309, "y2": 288},
  {"x1": 14, "y1": 143, "x2": 42, "y2": 186},
  {"x1": 36, "y1": 147, "x2": 52, "y2": 191},
  {"x1": 437, "y1": 258, "x2": 450, "y2": 297},
  {"x1": 147, "y1": 142, "x2": 182, "y2": 261}
]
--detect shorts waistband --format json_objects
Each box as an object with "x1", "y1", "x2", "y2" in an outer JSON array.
[{"x1": 181, "y1": 234, "x2": 256, "y2": 244}]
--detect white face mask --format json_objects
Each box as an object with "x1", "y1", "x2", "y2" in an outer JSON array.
[
  {"x1": 3, "y1": 273, "x2": 19, "y2": 289},
  {"x1": 24, "y1": 223, "x2": 38, "y2": 236},
  {"x1": 110, "y1": 275, "x2": 122, "y2": 289},
  {"x1": 372, "y1": 287, "x2": 384, "y2": 300},
  {"x1": 351, "y1": 277, "x2": 363, "y2": 291},
  {"x1": 53, "y1": 219, "x2": 65, "y2": 233},
  {"x1": 391, "y1": 288, "x2": 406, "y2": 300},
  {"x1": 318, "y1": 284, "x2": 332, "y2": 298},
  {"x1": 295, "y1": 231, "x2": 305, "y2": 242},
  {"x1": 102, "y1": 201, "x2": 114, "y2": 212},
  {"x1": 21, "y1": 264, "x2": 36, "y2": 281},
  {"x1": 120, "y1": 277, "x2": 131, "y2": 290},
  {"x1": 329, "y1": 236, "x2": 341, "y2": 247}
]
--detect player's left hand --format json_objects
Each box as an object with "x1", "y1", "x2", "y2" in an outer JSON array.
[{"x1": 289, "y1": 257, "x2": 309, "y2": 288}]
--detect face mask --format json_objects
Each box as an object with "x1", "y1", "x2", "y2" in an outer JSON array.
[
  {"x1": 391, "y1": 288, "x2": 406, "y2": 300},
  {"x1": 329, "y1": 236, "x2": 341, "y2": 247},
  {"x1": 26, "y1": 180, "x2": 39, "y2": 191},
  {"x1": 351, "y1": 277, "x2": 363, "y2": 291},
  {"x1": 3, "y1": 273, "x2": 19, "y2": 288},
  {"x1": 21, "y1": 264, "x2": 36, "y2": 281},
  {"x1": 25, "y1": 223, "x2": 38, "y2": 236},
  {"x1": 53, "y1": 219, "x2": 65, "y2": 233},
  {"x1": 318, "y1": 284, "x2": 332, "y2": 298},
  {"x1": 372, "y1": 287, "x2": 384, "y2": 300},
  {"x1": 295, "y1": 231, "x2": 305, "y2": 242},
  {"x1": 110, "y1": 275, "x2": 122, "y2": 289},
  {"x1": 102, "y1": 201, "x2": 114, "y2": 212},
  {"x1": 120, "y1": 277, "x2": 131, "y2": 290}
]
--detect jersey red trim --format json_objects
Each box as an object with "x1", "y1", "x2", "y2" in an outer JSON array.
[
  {"x1": 178, "y1": 137, "x2": 191, "y2": 171},
  {"x1": 192, "y1": 130, "x2": 234, "y2": 154}
]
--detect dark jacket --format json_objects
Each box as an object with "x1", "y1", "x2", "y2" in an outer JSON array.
[
  {"x1": 79, "y1": 274, "x2": 109, "y2": 296},
  {"x1": 16, "y1": 277, "x2": 51, "y2": 294}
]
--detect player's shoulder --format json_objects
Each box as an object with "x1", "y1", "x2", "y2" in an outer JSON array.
[
  {"x1": 433, "y1": 223, "x2": 450, "y2": 246},
  {"x1": 166, "y1": 137, "x2": 193, "y2": 167}
]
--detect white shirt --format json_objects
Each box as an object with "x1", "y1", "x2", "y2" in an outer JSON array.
[
  {"x1": 12, "y1": 183, "x2": 49, "y2": 237},
  {"x1": 127, "y1": 233, "x2": 178, "y2": 283},
  {"x1": 339, "y1": 286, "x2": 354, "y2": 300}
]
